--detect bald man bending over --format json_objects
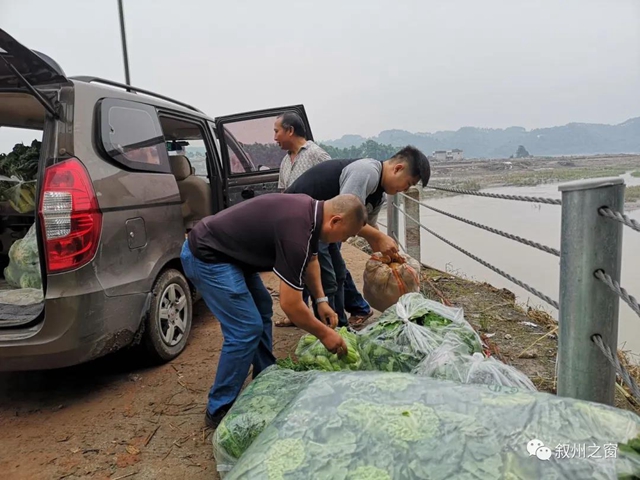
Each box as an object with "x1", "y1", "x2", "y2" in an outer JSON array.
[{"x1": 181, "y1": 193, "x2": 367, "y2": 428}]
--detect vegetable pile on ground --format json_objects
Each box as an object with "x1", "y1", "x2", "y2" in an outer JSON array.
[
  {"x1": 4, "y1": 223, "x2": 42, "y2": 289},
  {"x1": 226, "y1": 371, "x2": 640, "y2": 480},
  {"x1": 212, "y1": 366, "x2": 317, "y2": 477},
  {"x1": 295, "y1": 326, "x2": 361, "y2": 371},
  {"x1": 0, "y1": 141, "x2": 40, "y2": 214}
]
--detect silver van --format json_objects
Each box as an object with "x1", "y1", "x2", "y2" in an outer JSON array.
[{"x1": 0, "y1": 29, "x2": 314, "y2": 370}]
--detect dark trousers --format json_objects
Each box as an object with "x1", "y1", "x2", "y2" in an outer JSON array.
[{"x1": 303, "y1": 242, "x2": 371, "y2": 326}]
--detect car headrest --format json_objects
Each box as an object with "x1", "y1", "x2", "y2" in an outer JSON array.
[{"x1": 169, "y1": 155, "x2": 192, "y2": 181}]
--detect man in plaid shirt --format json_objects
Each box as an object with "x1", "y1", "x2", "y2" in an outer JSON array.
[{"x1": 275, "y1": 111, "x2": 331, "y2": 190}]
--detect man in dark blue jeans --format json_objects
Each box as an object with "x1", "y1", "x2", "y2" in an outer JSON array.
[{"x1": 181, "y1": 192, "x2": 367, "y2": 428}]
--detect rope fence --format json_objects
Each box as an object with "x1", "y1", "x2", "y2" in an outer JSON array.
[
  {"x1": 399, "y1": 192, "x2": 560, "y2": 257},
  {"x1": 394, "y1": 204, "x2": 560, "y2": 310},
  {"x1": 592, "y1": 334, "x2": 640, "y2": 402},
  {"x1": 594, "y1": 270, "x2": 640, "y2": 320},
  {"x1": 384, "y1": 176, "x2": 638, "y2": 407},
  {"x1": 426, "y1": 185, "x2": 562, "y2": 205},
  {"x1": 599, "y1": 207, "x2": 640, "y2": 233}
]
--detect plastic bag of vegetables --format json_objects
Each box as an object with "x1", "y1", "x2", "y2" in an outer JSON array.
[
  {"x1": 3, "y1": 223, "x2": 42, "y2": 290},
  {"x1": 358, "y1": 293, "x2": 482, "y2": 372},
  {"x1": 413, "y1": 336, "x2": 537, "y2": 391},
  {"x1": 212, "y1": 366, "x2": 318, "y2": 477},
  {"x1": 295, "y1": 326, "x2": 362, "y2": 371},
  {"x1": 0, "y1": 176, "x2": 37, "y2": 214},
  {"x1": 226, "y1": 371, "x2": 640, "y2": 480}
]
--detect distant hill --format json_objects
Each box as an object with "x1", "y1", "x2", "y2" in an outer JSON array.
[{"x1": 322, "y1": 117, "x2": 640, "y2": 158}]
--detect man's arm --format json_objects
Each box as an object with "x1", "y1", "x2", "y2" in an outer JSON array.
[
  {"x1": 338, "y1": 165, "x2": 398, "y2": 255},
  {"x1": 279, "y1": 282, "x2": 346, "y2": 354},
  {"x1": 303, "y1": 255, "x2": 325, "y2": 299},
  {"x1": 358, "y1": 224, "x2": 398, "y2": 256}
]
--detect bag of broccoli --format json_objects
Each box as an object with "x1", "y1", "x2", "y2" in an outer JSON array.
[
  {"x1": 358, "y1": 293, "x2": 483, "y2": 372},
  {"x1": 226, "y1": 371, "x2": 640, "y2": 480},
  {"x1": 295, "y1": 326, "x2": 362, "y2": 371},
  {"x1": 212, "y1": 366, "x2": 318, "y2": 477},
  {"x1": 413, "y1": 336, "x2": 537, "y2": 391},
  {"x1": 3, "y1": 223, "x2": 42, "y2": 290}
]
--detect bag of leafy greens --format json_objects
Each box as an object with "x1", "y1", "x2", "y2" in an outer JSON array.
[
  {"x1": 413, "y1": 336, "x2": 537, "y2": 391},
  {"x1": 3, "y1": 223, "x2": 42, "y2": 289},
  {"x1": 212, "y1": 366, "x2": 318, "y2": 477},
  {"x1": 358, "y1": 293, "x2": 483, "y2": 372},
  {"x1": 226, "y1": 371, "x2": 640, "y2": 480}
]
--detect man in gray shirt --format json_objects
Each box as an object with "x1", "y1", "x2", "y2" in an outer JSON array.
[
  {"x1": 274, "y1": 111, "x2": 331, "y2": 191},
  {"x1": 285, "y1": 146, "x2": 431, "y2": 326}
]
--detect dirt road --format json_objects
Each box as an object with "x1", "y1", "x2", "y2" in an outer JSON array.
[{"x1": 0, "y1": 245, "x2": 372, "y2": 480}]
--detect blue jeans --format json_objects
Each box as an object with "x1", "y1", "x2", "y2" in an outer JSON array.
[{"x1": 180, "y1": 241, "x2": 275, "y2": 417}]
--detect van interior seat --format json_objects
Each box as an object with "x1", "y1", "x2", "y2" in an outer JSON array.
[{"x1": 169, "y1": 155, "x2": 212, "y2": 230}]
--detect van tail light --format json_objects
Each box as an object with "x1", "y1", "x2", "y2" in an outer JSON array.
[{"x1": 38, "y1": 158, "x2": 102, "y2": 273}]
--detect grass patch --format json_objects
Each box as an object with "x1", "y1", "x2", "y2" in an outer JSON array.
[
  {"x1": 504, "y1": 167, "x2": 629, "y2": 187},
  {"x1": 632, "y1": 171, "x2": 640, "y2": 178},
  {"x1": 460, "y1": 180, "x2": 481, "y2": 191},
  {"x1": 626, "y1": 185, "x2": 640, "y2": 203}
]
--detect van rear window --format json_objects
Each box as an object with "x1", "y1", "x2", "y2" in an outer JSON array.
[{"x1": 98, "y1": 98, "x2": 170, "y2": 173}]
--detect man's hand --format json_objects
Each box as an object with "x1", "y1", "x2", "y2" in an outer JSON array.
[
  {"x1": 317, "y1": 302, "x2": 338, "y2": 329},
  {"x1": 318, "y1": 328, "x2": 348, "y2": 357},
  {"x1": 369, "y1": 233, "x2": 398, "y2": 257}
]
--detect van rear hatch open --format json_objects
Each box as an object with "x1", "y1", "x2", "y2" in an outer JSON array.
[{"x1": 0, "y1": 29, "x2": 70, "y2": 328}]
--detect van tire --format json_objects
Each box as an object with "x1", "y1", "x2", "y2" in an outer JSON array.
[{"x1": 143, "y1": 269, "x2": 193, "y2": 363}]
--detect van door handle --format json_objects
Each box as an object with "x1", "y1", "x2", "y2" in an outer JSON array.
[{"x1": 241, "y1": 188, "x2": 255, "y2": 199}]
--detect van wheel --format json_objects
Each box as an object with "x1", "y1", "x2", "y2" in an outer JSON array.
[{"x1": 143, "y1": 269, "x2": 193, "y2": 363}]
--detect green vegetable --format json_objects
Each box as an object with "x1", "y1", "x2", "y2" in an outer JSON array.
[
  {"x1": 212, "y1": 366, "x2": 317, "y2": 476},
  {"x1": 295, "y1": 326, "x2": 362, "y2": 371},
  {"x1": 226, "y1": 371, "x2": 640, "y2": 480},
  {"x1": 0, "y1": 140, "x2": 40, "y2": 180},
  {"x1": 3, "y1": 224, "x2": 42, "y2": 290},
  {"x1": 358, "y1": 294, "x2": 483, "y2": 373},
  {"x1": 0, "y1": 141, "x2": 40, "y2": 213}
]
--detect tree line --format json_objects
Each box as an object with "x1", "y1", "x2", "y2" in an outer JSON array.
[{"x1": 318, "y1": 140, "x2": 400, "y2": 161}]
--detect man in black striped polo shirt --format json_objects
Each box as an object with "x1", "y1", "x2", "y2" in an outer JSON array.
[{"x1": 182, "y1": 192, "x2": 367, "y2": 428}]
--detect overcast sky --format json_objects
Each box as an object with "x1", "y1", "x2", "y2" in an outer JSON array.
[{"x1": 1, "y1": 0, "x2": 639, "y2": 144}]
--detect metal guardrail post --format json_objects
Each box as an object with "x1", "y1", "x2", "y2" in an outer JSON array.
[
  {"x1": 387, "y1": 194, "x2": 399, "y2": 241},
  {"x1": 557, "y1": 177, "x2": 625, "y2": 405},
  {"x1": 404, "y1": 187, "x2": 421, "y2": 262}
]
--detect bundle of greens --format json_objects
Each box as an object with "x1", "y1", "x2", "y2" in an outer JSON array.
[
  {"x1": 358, "y1": 293, "x2": 482, "y2": 372},
  {"x1": 413, "y1": 336, "x2": 537, "y2": 391},
  {"x1": 227, "y1": 371, "x2": 640, "y2": 480},
  {"x1": 0, "y1": 141, "x2": 40, "y2": 214},
  {"x1": 4, "y1": 224, "x2": 42, "y2": 289},
  {"x1": 295, "y1": 326, "x2": 362, "y2": 371},
  {"x1": 212, "y1": 367, "x2": 318, "y2": 477}
]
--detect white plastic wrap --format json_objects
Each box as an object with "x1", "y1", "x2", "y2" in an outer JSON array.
[{"x1": 413, "y1": 336, "x2": 537, "y2": 391}]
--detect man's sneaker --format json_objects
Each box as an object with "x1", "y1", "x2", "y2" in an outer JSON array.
[{"x1": 205, "y1": 407, "x2": 230, "y2": 429}]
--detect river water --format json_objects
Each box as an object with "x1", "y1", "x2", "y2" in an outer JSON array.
[{"x1": 380, "y1": 172, "x2": 640, "y2": 356}]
